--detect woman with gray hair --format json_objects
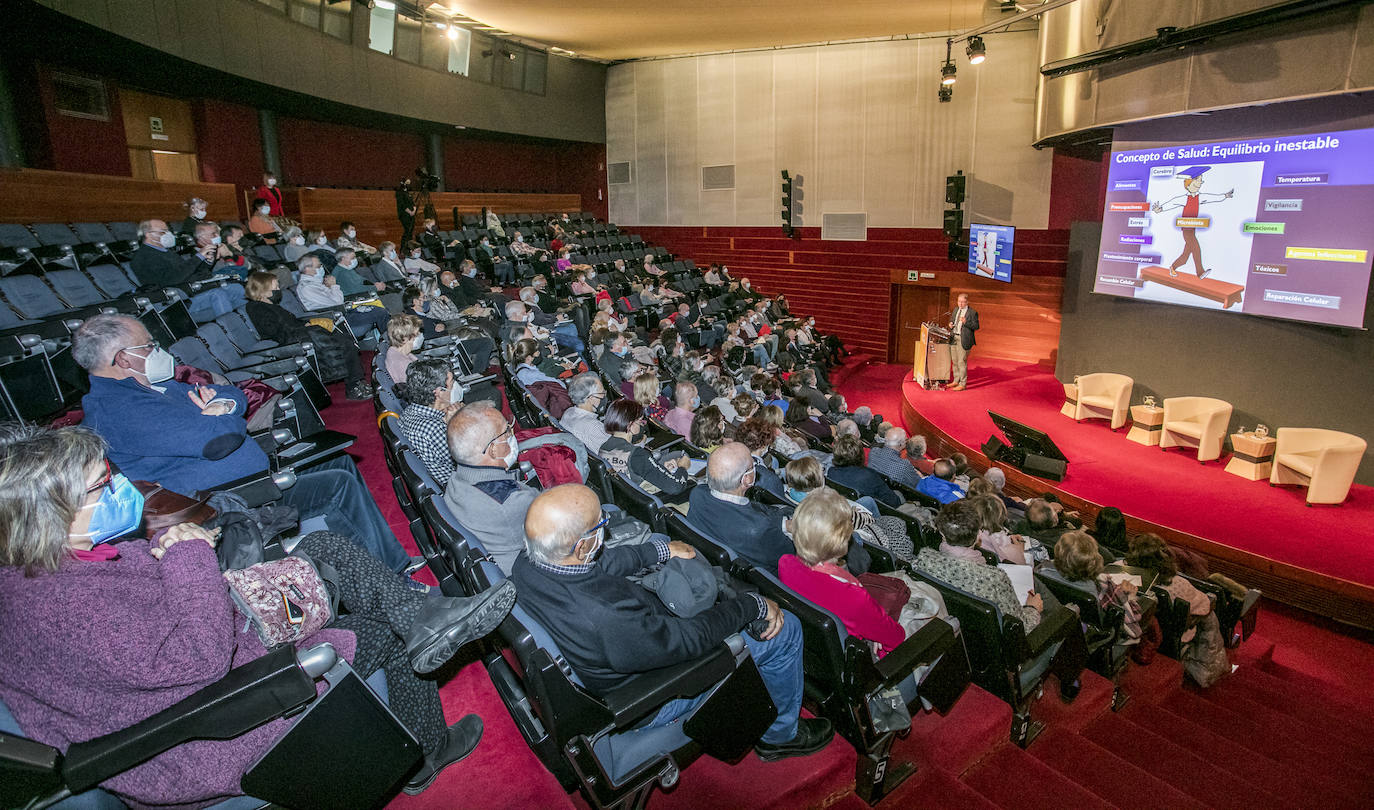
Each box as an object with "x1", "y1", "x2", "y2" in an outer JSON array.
[
  {"x1": 0, "y1": 424, "x2": 516, "y2": 802},
  {"x1": 179, "y1": 196, "x2": 209, "y2": 235},
  {"x1": 279, "y1": 225, "x2": 310, "y2": 262}
]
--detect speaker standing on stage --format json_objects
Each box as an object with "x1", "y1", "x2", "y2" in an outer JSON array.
[{"x1": 949, "y1": 293, "x2": 979, "y2": 391}]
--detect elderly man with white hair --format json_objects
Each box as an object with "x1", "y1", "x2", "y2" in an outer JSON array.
[
  {"x1": 561, "y1": 373, "x2": 612, "y2": 454},
  {"x1": 866, "y1": 425, "x2": 923, "y2": 490},
  {"x1": 685, "y1": 443, "x2": 795, "y2": 575},
  {"x1": 517, "y1": 286, "x2": 584, "y2": 354},
  {"x1": 510, "y1": 484, "x2": 833, "y2": 763}
]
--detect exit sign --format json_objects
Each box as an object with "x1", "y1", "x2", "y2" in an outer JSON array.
[{"x1": 907, "y1": 270, "x2": 919, "y2": 281}]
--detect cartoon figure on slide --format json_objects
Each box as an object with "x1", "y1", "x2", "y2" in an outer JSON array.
[{"x1": 1150, "y1": 166, "x2": 1233, "y2": 279}]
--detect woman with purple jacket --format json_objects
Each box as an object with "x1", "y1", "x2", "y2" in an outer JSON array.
[{"x1": 0, "y1": 425, "x2": 516, "y2": 805}]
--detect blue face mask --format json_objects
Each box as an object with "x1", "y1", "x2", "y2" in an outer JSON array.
[
  {"x1": 690, "y1": 396, "x2": 700, "y2": 409},
  {"x1": 78, "y1": 474, "x2": 145, "y2": 545},
  {"x1": 787, "y1": 487, "x2": 809, "y2": 503}
]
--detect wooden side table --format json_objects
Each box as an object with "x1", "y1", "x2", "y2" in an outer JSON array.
[
  {"x1": 1225, "y1": 432, "x2": 1277, "y2": 481},
  {"x1": 1127, "y1": 405, "x2": 1164, "y2": 446},
  {"x1": 1060, "y1": 383, "x2": 1078, "y2": 419}
]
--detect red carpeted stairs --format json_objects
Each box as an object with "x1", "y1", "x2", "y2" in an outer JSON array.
[{"x1": 319, "y1": 376, "x2": 1374, "y2": 810}]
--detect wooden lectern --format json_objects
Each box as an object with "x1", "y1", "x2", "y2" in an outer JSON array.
[{"x1": 914, "y1": 322, "x2": 952, "y2": 388}]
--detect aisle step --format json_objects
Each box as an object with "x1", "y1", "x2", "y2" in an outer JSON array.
[
  {"x1": 1213, "y1": 666, "x2": 1374, "y2": 754},
  {"x1": 1081, "y1": 711, "x2": 1292, "y2": 809},
  {"x1": 1258, "y1": 656, "x2": 1374, "y2": 716},
  {"x1": 1114, "y1": 656, "x2": 1183, "y2": 704},
  {"x1": 874, "y1": 766, "x2": 1004, "y2": 810},
  {"x1": 1159, "y1": 689, "x2": 1374, "y2": 779},
  {"x1": 1027, "y1": 671, "x2": 1114, "y2": 732},
  {"x1": 897, "y1": 684, "x2": 1011, "y2": 776},
  {"x1": 962, "y1": 744, "x2": 1115, "y2": 810},
  {"x1": 1120, "y1": 700, "x2": 1366, "y2": 810},
  {"x1": 1027, "y1": 727, "x2": 1207, "y2": 810}
]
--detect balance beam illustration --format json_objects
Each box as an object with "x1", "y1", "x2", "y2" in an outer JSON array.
[{"x1": 1139, "y1": 265, "x2": 1244, "y2": 308}]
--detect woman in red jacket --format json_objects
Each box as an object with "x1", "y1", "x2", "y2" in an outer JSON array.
[
  {"x1": 778, "y1": 488, "x2": 906, "y2": 656},
  {"x1": 255, "y1": 171, "x2": 284, "y2": 217}
]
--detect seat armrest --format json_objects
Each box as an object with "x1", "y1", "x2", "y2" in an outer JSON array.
[
  {"x1": 599, "y1": 643, "x2": 738, "y2": 729},
  {"x1": 62, "y1": 646, "x2": 319, "y2": 793},
  {"x1": 866, "y1": 617, "x2": 958, "y2": 691},
  {"x1": 1016, "y1": 603, "x2": 1077, "y2": 659}
]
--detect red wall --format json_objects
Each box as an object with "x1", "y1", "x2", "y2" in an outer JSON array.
[
  {"x1": 630, "y1": 226, "x2": 1069, "y2": 359},
  {"x1": 194, "y1": 99, "x2": 262, "y2": 200},
  {"x1": 35, "y1": 65, "x2": 130, "y2": 177},
  {"x1": 1048, "y1": 149, "x2": 1110, "y2": 229},
  {"x1": 556, "y1": 141, "x2": 608, "y2": 222},
  {"x1": 277, "y1": 117, "x2": 427, "y2": 189},
  {"x1": 442, "y1": 136, "x2": 606, "y2": 219}
]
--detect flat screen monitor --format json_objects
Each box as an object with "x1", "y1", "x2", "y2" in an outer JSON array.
[
  {"x1": 987, "y1": 411, "x2": 1068, "y2": 462},
  {"x1": 968, "y1": 223, "x2": 1014, "y2": 282},
  {"x1": 1093, "y1": 127, "x2": 1374, "y2": 328}
]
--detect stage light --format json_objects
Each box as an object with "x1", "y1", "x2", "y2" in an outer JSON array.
[
  {"x1": 939, "y1": 85, "x2": 953, "y2": 103},
  {"x1": 447, "y1": 27, "x2": 459, "y2": 40},
  {"x1": 966, "y1": 36, "x2": 986, "y2": 65},
  {"x1": 941, "y1": 60, "x2": 957, "y2": 86}
]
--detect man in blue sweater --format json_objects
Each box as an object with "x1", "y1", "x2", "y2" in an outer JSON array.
[
  {"x1": 511, "y1": 484, "x2": 833, "y2": 762},
  {"x1": 73, "y1": 314, "x2": 415, "y2": 575},
  {"x1": 916, "y1": 458, "x2": 967, "y2": 505}
]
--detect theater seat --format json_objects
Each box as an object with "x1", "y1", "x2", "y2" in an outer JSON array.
[
  {"x1": 1073, "y1": 373, "x2": 1133, "y2": 430},
  {"x1": 1269, "y1": 428, "x2": 1367, "y2": 505},
  {"x1": 1160, "y1": 396, "x2": 1232, "y2": 462}
]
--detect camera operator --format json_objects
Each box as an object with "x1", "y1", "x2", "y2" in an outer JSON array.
[{"x1": 397, "y1": 177, "x2": 417, "y2": 244}]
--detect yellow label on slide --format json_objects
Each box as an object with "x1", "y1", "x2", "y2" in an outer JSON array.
[
  {"x1": 1174, "y1": 217, "x2": 1210, "y2": 228},
  {"x1": 1284, "y1": 246, "x2": 1369, "y2": 263}
]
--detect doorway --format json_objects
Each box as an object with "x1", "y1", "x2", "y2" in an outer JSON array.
[
  {"x1": 120, "y1": 89, "x2": 200, "y2": 183},
  {"x1": 892, "y1": 285, "x2": 948, "y2": 365}
]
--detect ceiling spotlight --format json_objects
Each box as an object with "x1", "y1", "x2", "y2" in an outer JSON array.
[
  {"x1": 939, "y1": 85, "x2": 953, "y2": 103},
  {"x1": 447, "y1": 27, "x2": 459, "y2": 40},
  {"x1": 966, "y1": 35, "x2": 986, "y2": 65},
  {"x1": 941, "y1": 60, "x2": 957, "y2": 85}
]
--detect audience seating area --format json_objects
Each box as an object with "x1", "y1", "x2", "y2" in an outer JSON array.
[{"x1": 1, "y1": 196, "x2": 1371, "y2": 810}]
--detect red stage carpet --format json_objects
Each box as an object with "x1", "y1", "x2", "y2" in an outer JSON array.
[{"x1": 838, "y1": 359, "x2": 1374, "y2": 622}]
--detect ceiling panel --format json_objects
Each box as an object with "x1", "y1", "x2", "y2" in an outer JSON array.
[{"x1": 435, "y1": 1, "x2": 992, "y2": 60}]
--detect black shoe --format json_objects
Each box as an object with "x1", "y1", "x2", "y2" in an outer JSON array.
[
  {"x1": 346, "y1": 381, "x2": 373, "y2": 400},
  {"x1": 1060, "y1": 677, "x2": 1082, "y2": 703},
  {"x1": 403, "y1": 714, "x2": 483, "y2": 795},
  {"x1": 754, "y1": 717, "x2": 835, "y2": 762},
  {"x1": 406, "y1": 579, "x2": 517, "y2": 674}
]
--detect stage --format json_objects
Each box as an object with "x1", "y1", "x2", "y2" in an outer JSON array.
[{"x1": 861, "y1": 358, "x2": 1374, "y2": 627}]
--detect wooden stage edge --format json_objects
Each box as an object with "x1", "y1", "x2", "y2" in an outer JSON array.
[{"x1": 900, "y1": 393, "x2": 1374, "y2": 630}]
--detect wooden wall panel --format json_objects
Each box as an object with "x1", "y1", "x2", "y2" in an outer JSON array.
[
  {"x1": 290, "y1": 189, "x2": 582, "y2": 247},
  {"x1": 633, "y1": 225, "x2": 1068, "y2": 365},
  {"x1": 0, "y1": 168, "x2": 237, "y2": 225}
]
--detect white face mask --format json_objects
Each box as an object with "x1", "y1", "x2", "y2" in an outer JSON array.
[
  {"x1": 210, "y1": 236, "x2": 222, "y2": 246},
  {"x1": 385, "y1": 250, "x2": 397, "y2": 260},
  {"x1": 316, "y1": 236, "x2": 328, "y2": 245},
  {"x1": 266, "y1": 178, "x2": 276, "y2": 187},
  {"x1": 411, "y1": 334, "x2": 424, "y2": 351},
  {"x1": 465, "y1": 268, "x2": 477, "y2": 278},
  {"x1": 502, "y1": 434, "x2": 519, "y2": 468},
  {"x1": 448, "y1": 381, "x2": 464, "y2": 404},
  {"x1": 126, "y1": 345, "x2": 175, "y2": 384},
  {"x1": 292, "y1": 236, "x2": 305, "y2": 245},
  {"x1": 158, "y1": 231, "x2": 175, "y2": 249},
  {"x1": 192, "y1": 208, "x2": 206, "y2": 219},
  {"x1": 411, "y1": 252, "x2": 422, "y2": 260},
  {"x1": 259, "y1": 207, "x2": 270, "y2": 216},
  {"x1": 515, "y1": 235, "x2": 524, "y2": 242},
  {"x1": 340, "y1": 261, "x2": 357, "y2": 271},
  {"x1": 346, "y1": 230, "x2": 356, "y2": 238}
]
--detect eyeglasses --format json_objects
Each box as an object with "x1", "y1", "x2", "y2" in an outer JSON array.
[
  {"x1": 484, "y1": 419, "x2": 516, "y2": 452},
  {"x1": 85, "y1": 459, "x2": 114, "y2": 495}
]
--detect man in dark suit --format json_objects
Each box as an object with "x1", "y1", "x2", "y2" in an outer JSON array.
[
  {"x1": 396, "y1": 178, "x2": 416, "y2": 244},
  {"x1": 686, "y1": 443, "x2": 794, "y2": 575},
  {"x1": 948, "y1": 293, "x2": 979, "y2": 391}
]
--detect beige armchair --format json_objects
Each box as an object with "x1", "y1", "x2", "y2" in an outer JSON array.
[
  {"x1": 1160, "y1": 397, "x2": 1233, "y2": 462},
  {"x1": 1269, "y1": 428, "x2": 1367, "y2": 505},
  {"x1": 1074, "y1": 373, "x2": 1134, "y2": 430}
]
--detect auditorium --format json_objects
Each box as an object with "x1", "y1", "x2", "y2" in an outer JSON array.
[{"x1": 3, "y1": 1, "x2": 1373, "y2": 808}]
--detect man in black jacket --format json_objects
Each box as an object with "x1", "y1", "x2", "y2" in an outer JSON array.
[
  {"x1": 510, "y1": 483, "x2": 833, "y2": 762},
  {"x1": 685, "y1": 443, "x2": 795, "y2": 575},
  {"x1": 948, "y1": 293, "x2": 980, "y2": 391},
  {"x1": 129, "y1": 219, "x2": 245, "y2": 322}
]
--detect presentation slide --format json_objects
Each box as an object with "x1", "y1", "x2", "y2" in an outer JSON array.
[
  {"x1": 969, "y1": 223, "x2": 1014, "y2": 282},
  {"x1": 1093, "y1": 127, "x2": 1374, "y2": 328}
]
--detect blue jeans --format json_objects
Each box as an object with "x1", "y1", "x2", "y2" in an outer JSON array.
[
  {"x1": 282, "y1": 455, "x2": 411, "y2": 572},
  {"x1": 343, "y1": 306, "x2": 390, "y2": 341},
  {"x1": 187, "y1": 284, "x2": 246, "y2": 323},
  {"x1": 645, "y1": 609, "x2": 802, "y2": 745},
  {"x1": 550, "y1": 321, "x2": 585, "y2": 354}
]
